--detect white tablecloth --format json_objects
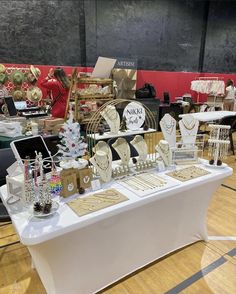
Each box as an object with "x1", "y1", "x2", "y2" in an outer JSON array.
[
  {"x1": 179, "y1": 111, "x2": 236, "y2": 122},
  {"x1": 0, "y1": 164, "x2": 232, "y2": 294}
]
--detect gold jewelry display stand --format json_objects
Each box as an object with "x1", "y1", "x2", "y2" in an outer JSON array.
[{"x1": 67, "y1": 188, "x2": 128, "y2": 216}]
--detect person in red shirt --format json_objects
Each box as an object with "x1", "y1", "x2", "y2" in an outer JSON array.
[{"x1": 41, "y1": 67, "x2": 70, "y2": 118}]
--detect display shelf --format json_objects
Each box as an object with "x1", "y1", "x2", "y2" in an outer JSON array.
[
  {"x1": 87, "y1": 128, "x2": 156, "y2": 140},
  {"x1": 75, "y1": 93, "x2": 114, "y2": 100},
  {"x1": 69, "y1": 72, "x2": 115, "y2": 122},
  {"x1": 77, "y1": 77, "x2": 113, "y2": 84}
]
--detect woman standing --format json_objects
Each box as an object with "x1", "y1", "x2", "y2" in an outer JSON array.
[
  {"x1": 41, "y1": 67, "x2": 70, "y2": 118},
  {"x1": 223, "y1": 79, "x2": 236, "y2": 111}
]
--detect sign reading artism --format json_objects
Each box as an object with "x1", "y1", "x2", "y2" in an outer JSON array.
[
  {"x1": 114, "y1": 58, "x2": 137, "y2": 69},
  {"x1": 123, "y1": 102, "x2": 145, "y2": 130}
]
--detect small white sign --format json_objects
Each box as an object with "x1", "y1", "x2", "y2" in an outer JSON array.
[
  {"x1": 91, "y1": 179, "x2": 101, "y2": 191},
  {"x1": 123, "y1": 102, "x2": 145, "y2": 130}
]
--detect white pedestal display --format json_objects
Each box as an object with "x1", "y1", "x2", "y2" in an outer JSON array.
[
  {"x1": 156, "y1": 140, "x2": 172, "y2": 167},
  {"x1": 112, "y1": 137, "x2": 131, "y2": 166},
  {"x1": 101, "y1": 105, "x2": 120, "y2": 134},
  {"x1": 179, "y1": 114, "x2": 199, "y2": 145},
  {"x1": 130, "y1": 135, "x2": 148, "y2": 161},
  {"x1": 90, "y1": 142, "x2": 112, "y2": 182},
  {"x1": 160, "y1": 113, "x2": 176, "y2": 147}
]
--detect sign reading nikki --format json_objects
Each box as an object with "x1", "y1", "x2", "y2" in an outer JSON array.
[{"x1": 123, "y1": 102, "x2": 145, "y2": 130}]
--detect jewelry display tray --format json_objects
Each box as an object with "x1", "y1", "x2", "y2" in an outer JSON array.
[{"x1": 117, "y1": 172, "x2": 180, "y2": 197}]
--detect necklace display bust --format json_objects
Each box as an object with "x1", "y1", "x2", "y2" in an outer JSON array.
[
  {"x1": 179, "y1": 114, "x2": 199, "y2": 145},
  {"x1": 100, "y1": 105, "x2": 120, "y2": 134},
  {"x1": 160, "y1": 114, "x2": 176, "y2": 147},
  {"x1": 90, "y1": 142, "x2": 112, "y2": 182},
  {"x1": 112, "y1": 137, "x2": 131, "y2": 166},
  {"x1": 130, "y1": 135, "x2": 148, "y2": 161},
  {"x1": 155, "y1": 140, "x2": 172, "y2": 167}
]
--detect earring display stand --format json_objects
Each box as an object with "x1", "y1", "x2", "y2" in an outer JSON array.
[
  {"x1": 207, "y1": 124, "x2": 230, "y2": 167},
  {"x1": 130, "y1": 135, "x2": 148, "y2": 161},
  {"x1": 118, "y1": 172, "x2": 179, "y2": 197},
  {"x1": 160, "y1": 114, "x2": 176, "y2": 147},
  {"x1": 112, "y1": 137, "x2": 131, "y2": 166},
  {"x1": 179, "y1": 114, "x2": 199, "y2": 145}
]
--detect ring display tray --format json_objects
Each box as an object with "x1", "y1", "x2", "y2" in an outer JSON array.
[
  {"x1": 67, "y1": 188, "x2": 128, "y2": 216},
  {"x1": 166, "y1": 166, "x2": 210, "y2": 182},
  {"x1": 118, "y1": 172, "x2": 180, "y2": 197}
]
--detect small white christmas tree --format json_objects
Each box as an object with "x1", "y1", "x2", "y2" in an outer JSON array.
[{"x1": 57, "y1": 111, "x2": 87, "y2": 159}]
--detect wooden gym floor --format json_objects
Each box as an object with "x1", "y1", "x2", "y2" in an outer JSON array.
[{"x1": 1, "y1": 138, "x2": 236, "y2": 293}]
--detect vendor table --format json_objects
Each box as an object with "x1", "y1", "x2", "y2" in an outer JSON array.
[
  {"x1": 179, "y1": 110, "x2": 236, "y2": 122},
  {"x1": 0, "y1": 163, "x2": 232, "y2": 294}
]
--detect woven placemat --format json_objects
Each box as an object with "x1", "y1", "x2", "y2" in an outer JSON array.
[
  {"x1": 67, "y1": 188, "x2": 128, "y2": 216},
  {"x1": 166, "y1": 166, "x2": 210, "y2": 182}
]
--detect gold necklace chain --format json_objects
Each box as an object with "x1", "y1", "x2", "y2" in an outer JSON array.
[
  {"x1": 94, "y1": 154, "x2": 110, "y2": 171},
  {"x1": 182, "y1": 118, "x2": 196, "y2": 130}
]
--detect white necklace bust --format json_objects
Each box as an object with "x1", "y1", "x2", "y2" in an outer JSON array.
[
  {"x1": 101, "y1": 105, "x2": 120, "y2": 134},
  {"x1": 160, "y1": 113, "x2": 176, "y2": 147},
  {"x1": 179, "y1": 114, "x2": 199, "y2": 145},
  {"x1": 112, "y1": 137, "x2": 131, "y2": 166},
  {"x1": 90, "y1": 142, "x2": 112, "y2": 182},
  {"x1": 155, "y1": 139, "x2": 172, "y2": 167},
  {"x1": 130, "y1": 135, "x2": 148, "y2": 161}
]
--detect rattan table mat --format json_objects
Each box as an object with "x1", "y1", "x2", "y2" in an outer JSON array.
[
  {"x1": 67, "y1": 188, "x2": 128, "y2": 216},
  {"x1": 166, "y1": 166, "x2": 210, "y2": 182}
]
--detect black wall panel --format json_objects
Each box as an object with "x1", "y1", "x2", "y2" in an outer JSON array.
[
  {"x1": 203, "y1": 0, "x2": 236, "y2": 73},
  {"x1": 0, "y1": 0, "x2": 236, "y2": 73},
  {"x1": 86, "y1": 0, "x2": 205, "y2": 71},
  {"x1": 0, "y1": 0, "x2": 82, "y2": 65}
]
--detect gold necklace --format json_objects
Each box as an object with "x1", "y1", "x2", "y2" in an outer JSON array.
[
  {"x1": 95, "y1": 190, "x2": 121, "y2": 200},
  {"x1": 94, "y1": 154, "x2": 110, "y2": 171},
  {"x1": 182, "y1": 118, "x2": 196, "y2": 130},
  {"x1": 158, "y1": 144, "x2": 170, "y2": 156}
]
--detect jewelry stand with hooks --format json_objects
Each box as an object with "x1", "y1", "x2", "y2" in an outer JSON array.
[
  {"x1": 85, "y1": 99, "x2": 159, "y2": 186},
  {"x1": 86, "y1": 99, "x2": 158, "y2": 161},
  {"x1": 208, "y1": 124, "x2": 230, "y2": 167},
  {"x1": 6, "y1": 151, "x2": 61, "y2": 208}
]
